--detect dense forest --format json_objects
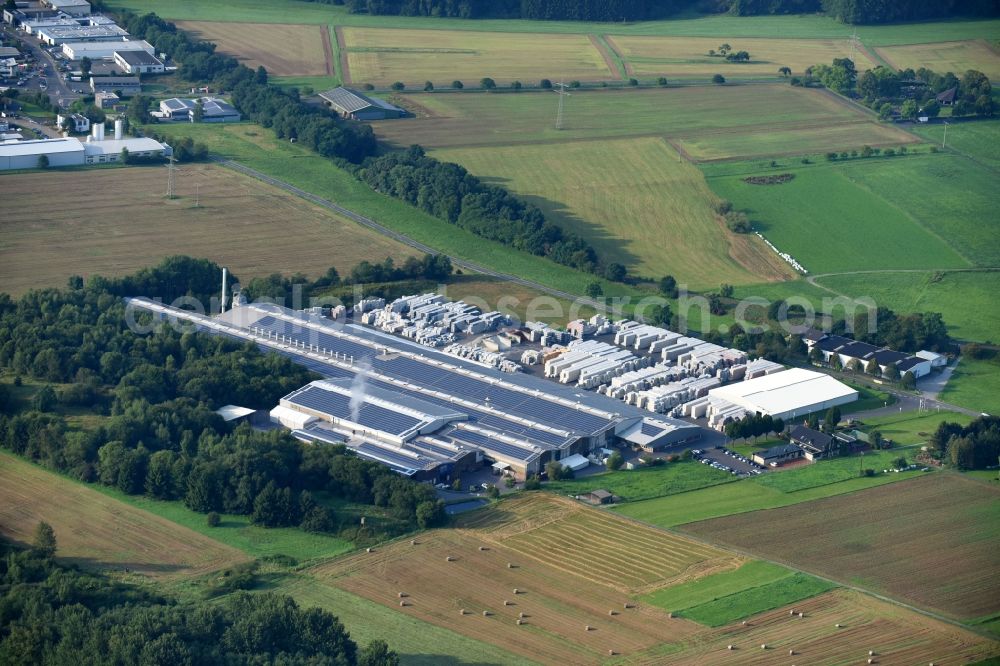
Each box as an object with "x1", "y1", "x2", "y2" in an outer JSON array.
[
  {"x1": 0, "y1": 537, "x2": 399, "y2": 665},
  {"x1": 304, "y1": 0, "x2": 998, "y2": 21},
  {"x1": 0, "y1": 257, "x2": 447, "y2": 538},
  {"x1": 359, "y1": 146, "x2": 602, "y2": 275},
  {"x1": 929, "y1": 415, "x2": 1000, "y2": 469}
]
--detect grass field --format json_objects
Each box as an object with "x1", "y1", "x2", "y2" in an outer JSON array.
[
  {"x1": 642, "y1": 559, "x2": 791, "y2": 613},
  {"x1": 680, "y1": 574, "x2": 836, "y2": 627},
  {"x1": 675, "y1": 120, "x2": 919, "y2": 161},
  {"x1": 683, "y1": 473, "x2": 1000, "y2": 620},
  {"x1": 753, "y1": 446, "x2": 922, "y2": 493},
  {"x1": 88, "y1": 483, "x2": 354, "y2": 563},
  {"x1": 812, "y1": 271, "x2": 1000, "y2": 343},
  {"x1": 142, "y1": 122, "x2": 648, "y2": 306},
  {"x1": 608, "y1": 35, "x2": 877, "y2": 79},
  {"x1": 940, "y1": 355, "x2": 1000, "y2": 415},
  {"x1": 375, "y1": 85, "x2": 881, "y2": 151},
  {"x1": 0, "y1": 452, "x2": 247, "y2": 579},
  {"x1": 614, "y1": 456, "x2": 924, "y2": 527},
  {"x1": 877, "y1": 39, "x2": 1000, "y2": 81},
  {"x1": 544, "y1": 458, "x2": 733, "y2": 502},
  {"x1": 273, "y1": 576, "x2": 538, "y2": 666},
  {"x1": 311, "y1": 495, "x2": 729, "y2": 664},
  {"x1": 434, "y1": 137, "x2": 792, "y2": 287},
  {"x1": 339, "y1": 26, "x2": 612, "y2": 86},
  {"x1": 644, "y1": 588, "x2": 999, "y2": 665},
  {"x1": 175, "y1": 21, "x2": 332, "y2": 77},
  {"x1": 912, "y1": 118, "x2": 1000, "y2": 169},
  {"x1": 0, "y1": 164, "x2": 413, "y2": 296},
  {"x1": 858, "y1": 410, "x2": 973, "y2": 446},
  {"x1": 707, "y1": 156, "x2": 979, "y2": 274}
]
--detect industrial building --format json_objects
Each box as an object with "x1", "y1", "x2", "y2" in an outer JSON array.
[
  {"x1": 803, "y1": 329, "x2": 938, "y2": 379},
  {"x1": 43, "y1": 0, "x2": 91, "y2": 16},
  {"x1": 156, "y1": 97, "x2": 241, "y2": 123},
  {"x1": 319, "y1": 86, "x2": 406, "y2": 120},
  {"x1": 63, "y1": 38, "x2": 152, "y2": 60},
  {"x1": 113, "y1": 49, "x2": 163, "y2": 74},
  {"x1": 35, "y1": 23, "x2": 127, "y2": 45},
  {"x1": 0, "y1": 122, "x2": 169, "y2": 169},
  {"x1": 89, "y1": 75, "x2": 140, "y2": 95},
  {"x1": 707, "y1": 368, "x2": 858, "y2": 421},
  {"x1": 129, "y1": 299, "x2": 703, "y2": 481}
]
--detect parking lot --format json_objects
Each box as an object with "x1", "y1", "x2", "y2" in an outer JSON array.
[{"x1": 692, "y1": 446, "x2": 765, "y2": 477}]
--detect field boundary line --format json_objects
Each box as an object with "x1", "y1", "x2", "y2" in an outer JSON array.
[
  {"x1": 334, "y1": 26, "x2": 352, "y2": 84},
  {"x1": 321, "y1": 25, "x2": 335, "y2": 77},
  {"x1": 605, "y1": 497, "x2": 1000, "y2": 640},
  {"x1": 591, "y1": 34, "x2": 626, "y2": 80},
  {"x1": 212, "y1": 158, "x2": 607, "y2": 311}
]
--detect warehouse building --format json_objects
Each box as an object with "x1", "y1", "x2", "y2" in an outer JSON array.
[
  {"x1": 90, "y1": 75, "x2": 140, "y2": 95},
  {"x1": 0, "y1": 137, "x2": 84, "y2": 169},
  {"x1": 36, "y1": 23, "x2": 127, "y2": 45},
  {"x1": 157, "y1": 96, "x2": 241, "y2": 122},
  {"x1": 129, "y1": 299, "x2": 703, "y2": 481},
  {"x1": 113, "y1": 49, "x2": 163, "y2": 74},
  {"x1": 708, "y1": 368, "x2": 858, "y2": 421},
  {"x1": 64, "y1": 39, "x2": 152, "y2": 61},
  {"x1": 319, "y1": 86, "x2": 405, "y2": 120},
  {"x1": 43, "y1": 0, "x2": 91, "y2": 16}
]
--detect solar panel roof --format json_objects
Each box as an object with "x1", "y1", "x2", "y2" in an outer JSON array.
[{"x1": 288, "y1": 385, "x2": 422, "y2": 436}]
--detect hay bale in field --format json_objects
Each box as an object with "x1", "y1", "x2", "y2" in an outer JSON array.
[
  {"x1": 399, "y1": 600, "x2": 407, "y2": 607},
  {"x1": 410, "y1": 539, "x2": 416, "y2": 545},
  {"x1": 507, "y1": 562, "x2": 515, "y2": 568},
  {"x1": 446, "y1": 556, "x2": 455, "y2": 562},
  {"x1": 513, "y1": 588, "x2": 520, "y2": 594},
  {"x1": 479, "y1": 546, "x2": 487, "y2": 551},
  {"x1": 504, "y1": 600, "x2": 512, "y2": 606},
  {"x1": 761, "y1": 644, "x2": 767, "y2": 650},
  {"x1": 608, "y1": 650, "x2": 616, "y2": 656},
  {"x1": 585, "y1": 625, "x2": 592, "y2": 631},
  {"x1": 609, "y1": 609, "x2": 617, "y2": 616},
  {"x1": 365, "y1": 547, "x2": 372, "y2": 553},
  {"x1": 789, "y1": 649, "x2": 795, "y2": 655},
  {"x1": 667, "y1": 612, "x2": 673, "y2": 618},
  {"x1": 742, "y1": 620, "x2": 748, "y2": 626},
  {"x1": 727, "y1": 645, "x2": 734, "y2": 651},
  {"x1": 869, "y1": 651, "x2": 876, "y2": 656},
  {"x1": 517, "y1": 619, "x2": 524, "y2": 626},
  {"x1": 790, "y1": 609, "x2": 796, "y2": 615},
  {"x1": 482, "y1": 610, "x2": 490, "y2": 617},
  {"x1": 519, "y1": 612, "x2": 525, "y2": 618},
  {"x1": 623, "y1": 602, "x2": 632, "y2": 609},
  {"x1": 868, "y1": 659, "x2": 874, "y2": 665},
  {"x1": 835, "y1": 623, "x2": 842, "y2": 628},
  {"x1": 397, "y1": 592, "x2": 406, "y2": 598},
  {"x1": 459, "y1": 609, "x2": 467, "y2": 615}
]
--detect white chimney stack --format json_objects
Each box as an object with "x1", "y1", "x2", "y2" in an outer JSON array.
[
  {"x1": 221, "y1": 268, "x2": 228, "y2": 314},
  {"x1": 114, "y1": 118, "x2": 123, "y2": 141}
]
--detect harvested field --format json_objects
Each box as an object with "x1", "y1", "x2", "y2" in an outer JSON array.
[
  {"x1": 0, "y1": 452, "x2": 246, "y2": 579},
  {"x1": 310, "y1": 495, "x2": 734, "y2": 664},
  {"x1": 877, "y1": 39, "x2": 1000, "y2": 81},
  {"x1": 682, "y1": 474, "x2": 1000, "y2": 620},
  {"x1": 642, "y1": 589, "x2": 999, "y2": 665},
  {"x1": 339, "y1": 26, "x2": 612, "y2": 86},
  {"x1": 675, "y1": 120, "x2": 919, "y2": 161},
  {"x1": 434, "y1": 137, "x2": 792, "y2": 287},
  {"x1": 607, "y1": 35, "x2": 878, "y2": 78},
  {"x1": 0, "y1": 164, "x2": 412, "y2": 296},
  {"x1": 374, "y1": 85, "x2": 874, "y2": 151},
  {"x1": 175, "y1": 21, "x2": 330, "y2": 76}
]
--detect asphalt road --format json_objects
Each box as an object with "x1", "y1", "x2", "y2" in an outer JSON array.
[{"x1": 1, "y1": 25, "x2": 81, "y2": 107}]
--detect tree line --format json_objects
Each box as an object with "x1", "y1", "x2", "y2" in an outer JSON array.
[
  {"x1": 0, "y1": 536, "x2": 399, "y2": 665},
  {"x1": 930, "y1": 415, "x2": 1000, "y2": 469},
  {"x1": 357, "y1": 146, "x2": 606, "y2": 276},
  {"x1": 0, "y1": 257, "x2": 447, "y2": 539}
]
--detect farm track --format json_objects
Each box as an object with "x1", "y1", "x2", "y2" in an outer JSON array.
[
  {"x1": 321, "y1": 25, "x2": 335, "y2": 77},
  {"x1": 215, "y1": 158, "x2": 607, "y2": 310}
]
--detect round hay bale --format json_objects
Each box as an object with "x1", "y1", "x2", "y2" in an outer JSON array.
[
  {"x1": 667, "y1": 612, "x2": 673, "y2": 619},
  {"x1": 868, "y1": 659, "x2": 874, "y2": 665},
  {"x1": 608, "y1": 650, "x2": 616, "y2": 656},
  {"x1": 446, "y1": 556, "x2": 455, "y2": 562},
  {"x1": 790, "y1": 609, "x2": 796, "y2": 615},
  {"x1": 479, "y1": 546, "x2": 487, "y2": 551},
  {"x1": 504, "y1": 600, "x2": 512, "y2": 606},
  {"x1": 727, "y1": 645, "x2": 734, "y2": 651},
  {"x1": 516, "y1": 619, "x2": 523, "y2": 626},
  {"x1": 835, "y1": 623, "x2": 842, "y2": 628},
  {"x1": 761, "y1": 644, "x2": 767, "y2": 650},
  {"x1": 609, "y1": 610, "x2": 617, "y2": 616},
  {"x1": 798, "y1": 612, "x2": 804, "y2": 618},
  {"x1": 513, "y1": 588, "x2": 520, "y2": 594},
  {"x1": 459, "y1": 609, "x2": 466, "y2": 616},
  {"x1": 507, "y1": 563, "x2": 514, "y2": 568},
  {"x1": 623, "y1": 602, "x2": 632, "y2": 609},
  {"x1": 741, "y1": 620, "x2": 748, "y2": 626},
  {"x1": 585, "y1": 625, "x2": 592, "y2": 631},
  {"x1": 789, "y1": 649, "x2": 795, "y2": 655},
  {"x1": 869, "y1": 651, "x2": 876, "y2": 656},
  {"x1": 397, "y1": 592, "x2": 406, "y2": 598},
  {"x1": 410, "y1": 539, "x2": 416, "y2": 545},
  {"x1": 482, "y1": 610, "x2": 490, "y2": 617},
  {"x1": 399, "y1": 601, "x2": 407, "y2": 607},
  {"x1": 366, "y1": 547, "x2": 372, "y2": 553}
]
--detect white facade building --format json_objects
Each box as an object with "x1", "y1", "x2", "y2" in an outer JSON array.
[
  {"x1": 707, "y1": 368, "x2": 858, "y2": 421},
  {"x1": 0, "y1": 137, "x2": 86, "y2": 170},
  {"x1": 62, "y1": 39, "x2": 153, "y2": 61}
]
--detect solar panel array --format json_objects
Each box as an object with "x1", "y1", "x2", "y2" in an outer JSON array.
[
  {"x1": 640, "y1": 421, "x2": 665, "y2": 437},
  {"x1": 289, "y1": 385, "x2": 423, "y2": 436},
  {"x1": 250, "y1": 315, "x2": 612, "y2": 436},
  {"x1": 448, "y1": 428, "x2": 538, "y2": 462}
]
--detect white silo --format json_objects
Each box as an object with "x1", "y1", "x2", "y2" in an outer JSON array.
[{"x1": 114, "y1": 118, "x2": 123, "y2": 140}]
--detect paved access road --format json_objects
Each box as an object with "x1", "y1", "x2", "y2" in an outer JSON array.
[{"x1": 1, "y1": 24, "x2": 81, "y2": 108}]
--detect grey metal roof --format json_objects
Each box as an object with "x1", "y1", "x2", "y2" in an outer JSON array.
[
  {"x1": 91, "y1": 76, "x2": 139, "y2": 85},
  {"x1": 115, "y1": 49, "x2": 160, "y2": 66},
  {"x1": 319, "y1": 86, "x2": 403, "y2": 115}
]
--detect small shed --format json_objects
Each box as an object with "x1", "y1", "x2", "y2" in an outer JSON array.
[
  {"x1": 216, "y1": 404, "x2": 263, "y2": 426},
  {"x1": 579, "y1": 489, "x2": 613, "y2": 505}
]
